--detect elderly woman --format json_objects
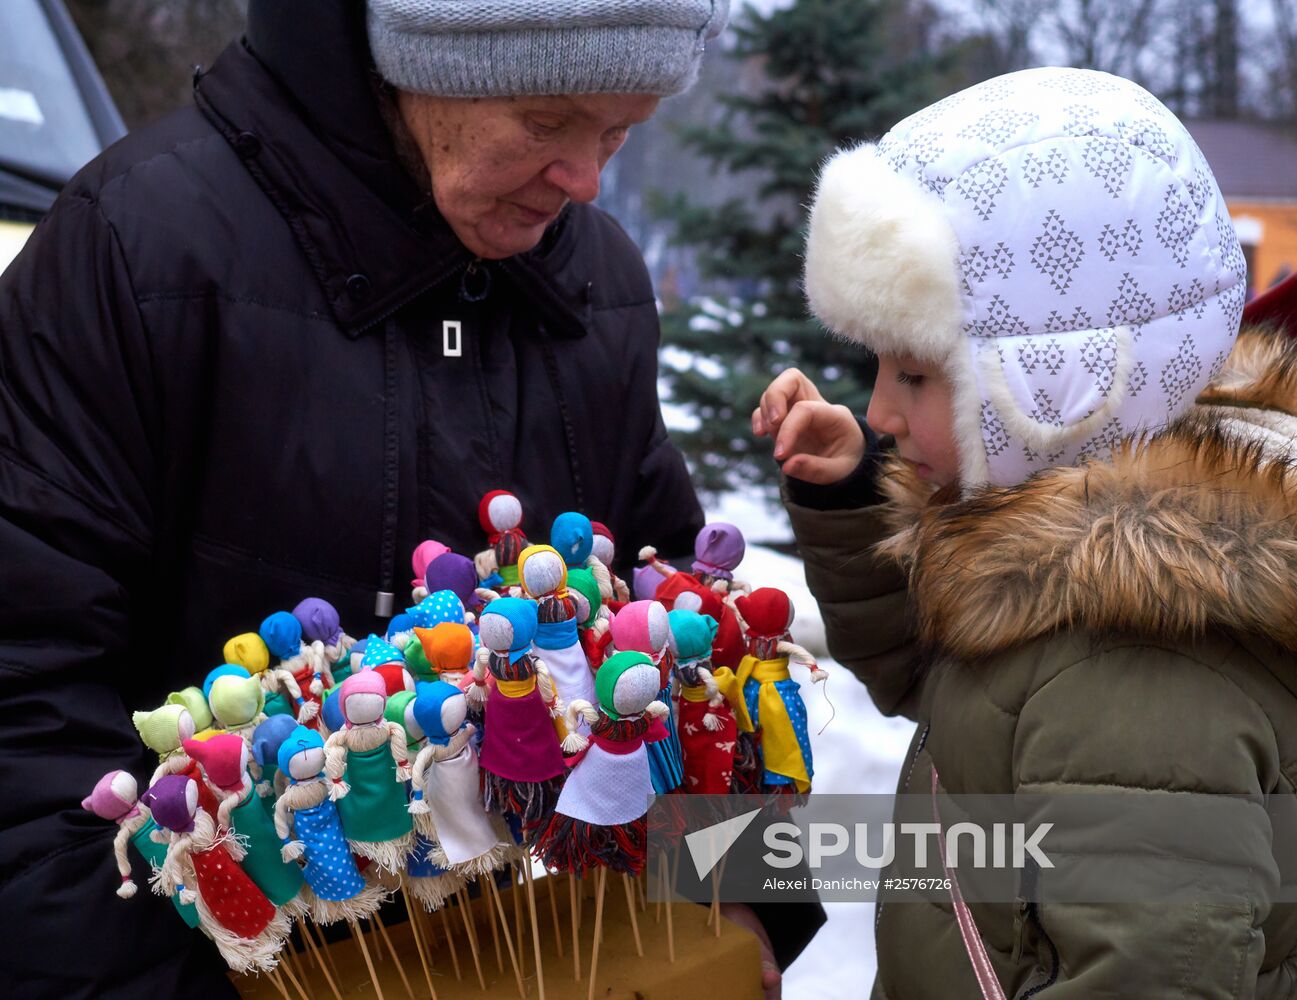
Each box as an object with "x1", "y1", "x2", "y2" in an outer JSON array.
[{"x1": 0, "y1": 1, "x2": 818, "y2": 996}]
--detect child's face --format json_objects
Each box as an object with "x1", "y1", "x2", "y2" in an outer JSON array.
[{"x1": 865, "y1": 352, "x2": 961, "y2": 487}]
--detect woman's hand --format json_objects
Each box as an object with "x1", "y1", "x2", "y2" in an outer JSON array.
[
  {"x1": 718, "y1": 901, "x2": 782, "y2": 999},
  {"x1": 753, "y1": 368, "x2": 865, "y2": 485}
]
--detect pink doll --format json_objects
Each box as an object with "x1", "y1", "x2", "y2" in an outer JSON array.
[
  {"x1": 273, "y1": 726, "x2": 387, "y2": 925},
  {"x1": 144, "y1": 774, "x2": 291, "y2": 973},
  {"x1": 409, "y1": 680, "x2": 515, "y2": 879},
  {"x1": 535, "y1": 651, "x2": 668, "y2": 877},
  {"x1": 518, "y1": 544, "x2": 597, "y2": 729},
  {"x1": 324, "y1": 670, "x2": 415, "y2": 872},
  {"x1": 475, "y1": 489, "x2": 530, "y2": 592},
  {"x1": 609, "y1": 601, "x2": 684, "y2": 796},
  {"x1": 730, "y1": 587, "x2": 828, "y2": 796},
  {"x1": 467, "y1": 597, "x2": 567, "y2": 842},
  {"x1": 81, "y1": 770, "x2": 200, "y2": 928},
  {"x1": 409, "y1": 538, "x2": 451, "y2": 602},
  {"x1": 184, "y1": 734, "x2": 308, "y2": 918}
]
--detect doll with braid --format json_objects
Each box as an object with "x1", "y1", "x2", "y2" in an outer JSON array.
[
  {"x1": 81, "y1": 770, "x2": 201, "y2": 927},
  {"x1": 475, "y1": 489, "x2": 530, "y2": 592},
  {"x1": 467, "y1": 597, "x2": 567, "y2": 841},
  {"x1": 324, "y1": 670, "x2": 415, "y2": 872},
  {"x1": 144, "y1": 775, "x2": 292, "y2": 973}
]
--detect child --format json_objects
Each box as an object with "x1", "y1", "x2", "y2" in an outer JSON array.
[{"x1": 759, "y1": 67, "x2": 1297, "y2": 998}]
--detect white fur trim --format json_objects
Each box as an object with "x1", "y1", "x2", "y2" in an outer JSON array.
[{"x1": 804, "y1": 143, "x2": 964, "y2": 363}]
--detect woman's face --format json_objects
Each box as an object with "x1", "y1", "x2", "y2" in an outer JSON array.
[
  {"x1": 397, "y1": 91, "x2": 659, "y2": 260},
  {"x1": 865, "y1": 352, "x2": 961, "y2": 488}
]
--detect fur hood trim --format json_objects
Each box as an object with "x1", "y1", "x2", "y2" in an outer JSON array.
[{"x1": 876, "y1": 325, "x2": 1297, "y2": 660}]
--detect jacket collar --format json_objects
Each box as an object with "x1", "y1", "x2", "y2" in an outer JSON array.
[
  {"x1": 876, "y1": 325, "x2": 1297, "y2": 660},
  {"x1": 194, "y1": 0, "x2": 591, "y2": 339}
]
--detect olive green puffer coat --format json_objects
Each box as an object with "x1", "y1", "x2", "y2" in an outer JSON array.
[{"x1": 788, "y1": 327, "x2": 1297, "y2": 999}]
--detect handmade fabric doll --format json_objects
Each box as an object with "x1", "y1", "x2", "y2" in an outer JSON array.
[
  {"x1": 424, "y1": 551, "x2": 491, "y2": 623},
  {"x1": 409, "y1": 538, "x2": 451, "y2": 602},
  {"x1": 251, "y1": 714, "x2": 299, "y2": 801},
  {"x1": 636, "y1": 543, "x2": 746, "y2": 670},
  {"x1": 292, "y1": 596, "x2": 354, "y2": 681},
  {"x1": 383, "y1": 689, "x2": 426, "y2": 759},
  {"x1": 518, "y1": 544, "x2": 596, "y2": 724},
  {"x1": 551, "y1": 511, "x2": 614, "y2": 599},
  {"x1": 165, "y1": 686, "x2": 215, "y2": 735},
  {"x1": 731, "y1": 587, "x2": 827, "y2": 795},
  {"x1": 261, "y1": 610, "x2": 330, "y2": 725},
  {"x1": 409, "y1": 680, "x2": 515, "y2": 877},
  {"x1": 144, "y1": 774, "x2": 291, "y2": 973},
  {"x1": 475, "y1": 489, "x2": 530, "y2": 591},
  {"x1": 224, "y1": 631, "x2": 297, "y2": 719},
  {"x1": 359, "y1": 633, "x2": 416, "y2": 698},
  {"x1": 609, "y1": 601, "x2": 684, "y2": 795},
  {"x1": 535, "y1": 651, "x2": 667, "y2": 876},
  {"x1": 185, "y1": 734, "x2": 309, "y2": 918},
  {"x1": 667, "y1": 609, "x2": 749, "y2": 794},
  {"x1": 324, "y1": 670, "x2": 415, "y2": 872},
  {"x1": 205, "y1": 664, "x2": 268, "y2": 742},
  {"x1": 81, "y1": 770, "x2": 200, "y2": 927},
  {"x1": 273, "y1": 727, "x2": 388, "y2": 925},
  {"x1": 134, "y1": 702, "x2": 224, "y2": 819},
  {"x1": 403, "y1": 588, "x2": 474, "y2": 679},
  {"x1": 467, "y1": 597, "x2": 567, "y2": 840},
  {"x1": 413, "y1": 620, "x2": 477, "y2": 690},
  {"x1": 567, "y1": 566, "x2": 611, "y2": 674},
  {"x1": 590, "y1": 521, "x2": 630, "y2": 604}
]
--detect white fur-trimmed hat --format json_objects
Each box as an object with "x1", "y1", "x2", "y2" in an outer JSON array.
[{"x1": 805, "y1": 67, "x2": 1246, "y2": 487}]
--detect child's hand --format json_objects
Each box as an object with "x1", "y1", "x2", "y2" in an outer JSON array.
[{"x1": 752, "y1": 368, "x2": 865, "y2": 485}]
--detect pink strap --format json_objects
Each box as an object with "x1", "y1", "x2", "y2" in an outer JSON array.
[{"x1": 931, "y1": 765, "x2": 1007, "y2": 1000}]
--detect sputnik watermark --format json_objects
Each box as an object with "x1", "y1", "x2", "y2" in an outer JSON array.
[{"x1": 762, "y1": 821, "x2": 1054, "y2": 870}]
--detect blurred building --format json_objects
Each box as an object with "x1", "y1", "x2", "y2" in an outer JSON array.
[{"x1": 1186, "y1": 120, "x2": 1297, "y2": 299}]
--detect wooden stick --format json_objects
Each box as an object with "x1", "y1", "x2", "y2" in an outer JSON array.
[
  {"x1": 373, "y1": 910, "x2": 417, "y2": 1000},
  {"x1": 298, "y1": 920, "x2": 344, "y2": 1000},
  {"x1": 569, "y1": 874, "x2": 581, "y2": 982},
  {"x1": 454, "y1": 886, "x2": 487, "y2": 991},
  {"x1": 622, "y1": 872, "x2": 644, "y2": 957},
  {"x1": 306, "y1": 913, "x2": 342, "y2": 985},
  {"x1": 440, "y1": 904, "x2": 463, "y2": 982},
  {"x1": 545, "y1": 870, "x2": 564, "y2": 958},
  {"x1": 349, "y1": 919, "x2": 385, "y2": 1000},
  {"x1": 267, "y1": 967, "x2": 291, "y2": 1000},
  {"x1": 488, "y1": 872, "x2": 527, "y2": 1000},
  {"x1": 296, "y1": 920, "x2": 318, "y2": 970},
  {"x1": 278, "y1": 951, "x2": 312, "y2": 1000},
  {"x1": 586, "y1": 868, "x2": 607, "y2": 1000},
  {"x1": 511, "y1": 863, "x2": 525, "y2": 975},
  {"x1": 662, "y1": 853, "x2": 676, "y2": 963},
  {"x1": 636, "y1": 870, "x2": 648, "y2": 911},
  {"x1": 482, "y1": 876, "x2": 504, "y2": 973},
  {"x1": 404, "y1": 889, "x2": 440, "y2": 1000},
  {"x1": 523, "y1": 862, "x2": 547, "y2": 1000},
  {"x1": 713, "y1": 854, "x2": 730, "y2": 938}
]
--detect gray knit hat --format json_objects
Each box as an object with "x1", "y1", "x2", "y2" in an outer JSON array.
[{"x1": 366, "y1": 0, "x2": 730, "y2": 98}]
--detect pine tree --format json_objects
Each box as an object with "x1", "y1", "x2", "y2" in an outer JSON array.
[{"x1": 653, "y1": 0, "x2": 984, "y2": 492}]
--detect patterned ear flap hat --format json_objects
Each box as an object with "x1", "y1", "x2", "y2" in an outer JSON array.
[{"x1": 804, "y1": 67, "x2": 1246, "y2": 488}]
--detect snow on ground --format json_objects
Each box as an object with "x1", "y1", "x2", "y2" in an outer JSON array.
[{"x1": 702, "y1": 497, "x2": 917, "y2": 998}]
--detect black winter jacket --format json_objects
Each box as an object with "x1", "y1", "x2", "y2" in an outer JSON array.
[{"x1": 0, "y1": 2, "x2": 823, "y2": 995}]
